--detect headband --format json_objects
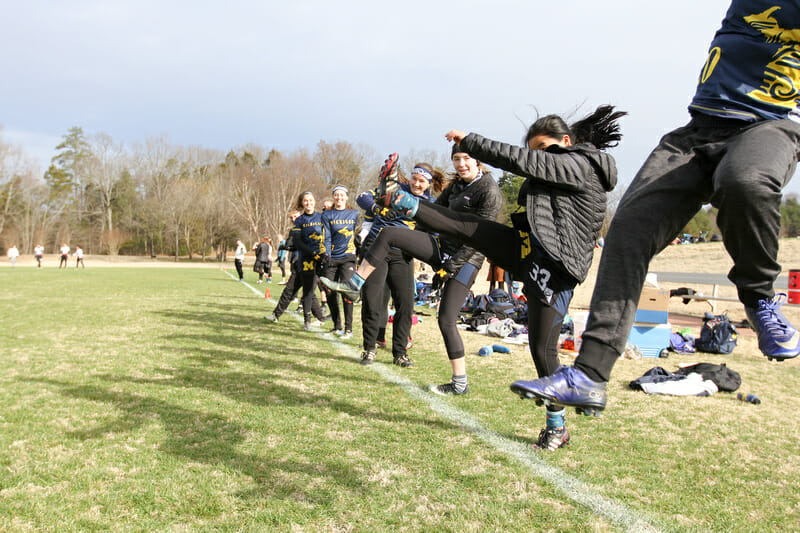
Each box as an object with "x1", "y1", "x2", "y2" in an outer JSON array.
[
  {"x1": 331, "y1": 185, "x2": 348, "y2": 195},
  {"x1": 411, "y1": 167, "x2": 433, "y2": 182}
]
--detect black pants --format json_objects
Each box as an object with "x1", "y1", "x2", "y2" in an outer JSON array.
[
  {"x1": 365, "y1": 227, "x2": 480, "y2": 360},
  {"x1": 59, "y1": 255, "x2": 68, "y2": 268},
  {"x1": 299, "y1": 257, "x2": 319, "y2": 323},
  {"x1": 277, "y1": 258, "x2": 286, "y2": 278},
  {"x1": 577, "y1": 117, "x2": 800, "y2": 382},
  {"x1": 255, "y1": 260, "x2": 272, "y2": 280},
  {"x1": 235, "y1": 259, "x2": 244, "y2": 280},
  {"x1": 321, "y1": 256, "x2": 356, "y2": 331},
  {"x1": 413, "y1": 201, "x2": 575, "y2": 376},
  {"x1": 273, "y1": 262, "x2": 324, "y2": 320},
  {"x1": 361, "y1": 248, "x2": 414, "y2": 358}
]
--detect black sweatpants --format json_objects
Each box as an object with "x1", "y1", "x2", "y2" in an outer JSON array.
[
  {"x1": 412, "y1": 201, "x2": 575, "y2": 376},
  {"x1": 361, "y1": 248, "x2": 414, "y2": 358},
  {"x1": 235, "y1": 259, "x2": 244, "y2": 280},
  {"x1": 321, "y1": 256, "x2": 356, "y2": 331}
]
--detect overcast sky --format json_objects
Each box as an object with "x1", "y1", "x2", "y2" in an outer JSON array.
[{"x1": 4, "y1": 1, "x2": 795, "y2": 195}]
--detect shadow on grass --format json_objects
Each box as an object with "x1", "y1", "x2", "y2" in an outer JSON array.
[
  {"x1": 20, "y1": 298, "x2": 458, "y2": 505},
  {"x1": 46, "y1": 383, "x2": 369, "y2": 504}
]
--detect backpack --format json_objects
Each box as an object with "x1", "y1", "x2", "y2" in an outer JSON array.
[
  {"x1": 486, "y1": 289, "x2": 517, "y2": 319},
  {"x1": 695, "y1": 313, "x2": 738, "y2": 354},
  {"x1": 464, "y1": 312, "x2": 497, "y2": 331}
]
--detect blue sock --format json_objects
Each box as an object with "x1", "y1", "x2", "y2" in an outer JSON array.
[
  {"x1": 350, "y1": 273, "x2": 365, "y2": 290},
  {"x1": 545, "y1": 408, "x2": 565, "y2": 432}
]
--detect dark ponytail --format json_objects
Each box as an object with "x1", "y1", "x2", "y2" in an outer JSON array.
[
  {"x1": 524, "y1": 105, "x2": 627, "y2": 151},
  {"x1": 569, "y1": 105, "x2": 627, "y2": 150}
]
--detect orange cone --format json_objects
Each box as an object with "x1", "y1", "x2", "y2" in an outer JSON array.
[{"x1": 264, "y1": 288, "x2": 270, "y2": 299}]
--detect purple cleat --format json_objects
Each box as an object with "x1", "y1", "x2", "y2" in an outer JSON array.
[{"x1": 511, "y1": 365, "x2": 607, "y2": 417}]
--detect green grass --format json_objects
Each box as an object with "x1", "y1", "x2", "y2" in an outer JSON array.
[{"x1": 0, "y1": 266, "x2": 799, "y2": 532}]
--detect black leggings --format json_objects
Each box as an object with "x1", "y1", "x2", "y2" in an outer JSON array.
[
  {"x1": 364, "y1": 227, "x2": 478, "y2": 360},
  {"x1": 273, "y1": 262, "x2": 325, "y2": 320},
  {"x1": 413, "y1": 201, "x2": 573, "y2": 377},
  {"x1": 235, "y1": 259, "x2": 244, "y2": 280},
  {"x1": 322, "y1": 256, "x2": 356, "y2": 331},
  {"x1": 361, "y1": 248, "x2": 414, "y2": 358}
]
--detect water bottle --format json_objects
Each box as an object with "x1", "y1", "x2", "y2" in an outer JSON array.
[{"x1": 737, "y1": 392, "x2": 761, "y2": 405}]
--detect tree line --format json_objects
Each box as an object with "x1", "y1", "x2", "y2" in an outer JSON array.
[
  {"x1": 0, "y1": 126, "x2": 452, "y2": 259},
  {"x1": 3, "y1": 125, "x2": 800, "y2": 259}
]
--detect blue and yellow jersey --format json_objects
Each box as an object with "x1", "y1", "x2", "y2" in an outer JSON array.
[
  {"x1": 322, "y1": 208, "x2": 359, "y2": 259},
  {"x1": 290, "y1": 211, "x2": 325, "y2": 260},
  {"x1": 691, "y1": 1, "x2": 800, "y2": 122}
]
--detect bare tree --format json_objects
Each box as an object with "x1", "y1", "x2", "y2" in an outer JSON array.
[
  {"x1": 314, "y1": 140, "x2": 377, "y2": 197},
  {"x1": 263, "y1": 149, "x2": 322, "y2": 240},
  {"x1": 0, "y1": 130, "x2": 37, "y2": 240},
  {"x1": 86, "y1": 132, "x2": 127, "y2": 253}
]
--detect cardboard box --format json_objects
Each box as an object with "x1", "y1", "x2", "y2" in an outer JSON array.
[
  {"x1": 635, "y1": 287, "x2": 670, "y2": 324},
  {"x1": 629, "y1": 322, "x2": 672, "y2": 357}
]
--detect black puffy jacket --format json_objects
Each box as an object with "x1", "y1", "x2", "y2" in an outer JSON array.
[
  {"x1": 459, "y1": 133, "x2": 617, "y2": 282},
  {"x1": 433, "y1": 170, "x2": 503, "y2": 272}
]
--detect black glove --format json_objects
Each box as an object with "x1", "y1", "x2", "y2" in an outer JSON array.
[
  {"x1": 315, "y1": 254, "x2": 330, "y2": 276},
  {"x1": 432, "y1": 268, "x2": 452, "y2": 291}
]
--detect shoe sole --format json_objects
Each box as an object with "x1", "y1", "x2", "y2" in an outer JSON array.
[
  {"x1": 376, "y1": 153, "x2": 400, "y2": 206},
  {"x1": 764, "y1": 353, "x2": 799, "y2": 362},
  {"x1": 509, "y1": 383, "x2": 604, "y2": 417}
]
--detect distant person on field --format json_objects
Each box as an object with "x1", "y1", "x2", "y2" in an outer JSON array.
[
  {"x1": 59, "y1": 244, "x2": 70, "y2": 268},
  {"x1": 515, "y1": 1, "x2": 800, "y2": 425},
  {"x1": 276, "y1": 234, "x2": 288, "y2": 282},
  {"x1": 7, "y1": 245, "x2": 19, "y2": 267},
  {"x1": 34, "y1": 244, "x2": 44, "y2": 268},
  {"x1": 253, "y1": 237, "x2": 273, "y2": 283},
  {"x1": 234, "y1": 239, "x2": 247, "y2": 281},
  {"x1": 74, "y1": 246, "x2": 85, "y2": 268}
]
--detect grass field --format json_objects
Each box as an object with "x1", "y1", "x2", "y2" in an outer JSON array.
[{"x1": 1, "y1": 262, "x2": 799, "y2": 532}]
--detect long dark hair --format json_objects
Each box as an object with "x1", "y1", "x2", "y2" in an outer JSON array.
[{"x1": 524, "y1": 105, "x2": 627, "y2": 150}]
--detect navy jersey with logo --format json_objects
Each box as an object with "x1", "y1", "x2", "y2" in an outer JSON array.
[
  {"x1": 322, "y1": 208, "x2": 359, "y2": 259},
  {"x1": 691, "y1": 1, "x2": 800, "y2": 122},
  {"x1": 290, "y1": 211, "x2": 325, "y2": 260}
]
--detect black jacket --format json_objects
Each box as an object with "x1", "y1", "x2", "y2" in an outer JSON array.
[
  {"x1": 255, "y1": 242, "x2": 271, "y2": 263},
  {"x1": 459, "y1": 133, "x2": 617, "y2": 282},
  {"x1": 433, "y1": 170, "x2": 503, "y2": 272}
]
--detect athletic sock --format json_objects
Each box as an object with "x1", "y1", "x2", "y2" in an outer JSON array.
[
  {"x1": 349, "y1": 273, "x2": 365, "y2": 290},
  {"x1": 545, "y1": 407, "x2": 566, "y2": 432},
  {"x1": 452, "y1": 374, "x2": 468, "y2": 394}
]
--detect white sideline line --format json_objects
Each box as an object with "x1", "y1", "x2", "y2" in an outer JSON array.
[{"x1": 230, "y1": 271, "x2": 660, "y2": 532}]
